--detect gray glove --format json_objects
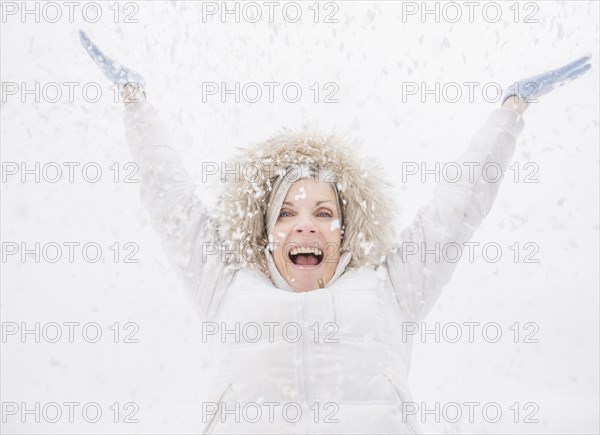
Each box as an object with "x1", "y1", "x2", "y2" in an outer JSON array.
[
  {"x1": 502, "y1": 55, "x2": 592, "y2": 106},
  {"x1": 79, "y1": 29, "x2": 146, "y2": 96}
]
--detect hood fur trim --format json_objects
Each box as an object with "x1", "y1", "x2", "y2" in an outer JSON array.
[{"x1": 209, "y1": 125, "x2": 399, "y2": 278}]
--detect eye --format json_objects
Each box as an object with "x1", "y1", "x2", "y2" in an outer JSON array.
[
  {"x1": 316, "y1": 209, "x2": 333, "y2": 218},
  {"x1": 278, "y1": 209, "x2": 293, "y2": 218}
]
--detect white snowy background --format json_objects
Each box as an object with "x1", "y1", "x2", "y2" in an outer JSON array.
[{"x1": 1, "y1": 0, "x2": 598, "y2": 433}]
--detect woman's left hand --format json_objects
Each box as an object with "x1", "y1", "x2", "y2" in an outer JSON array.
[
  {"x1": 502, "y1": 93, "x2": 527, "y2": 115},
  {"x1": 502, "y1": 55, "x2": 592, "y2": 113}
]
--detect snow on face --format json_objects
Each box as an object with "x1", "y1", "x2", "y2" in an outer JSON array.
[
  {"x1": 294, "y1": 186, "x2": 307, "y2": 201},
  {"x1": 330, "y1": 219, "x2": 341, "y2": 231},
  {"x1": 268, "y1": 231, "x2": 288, "y2": 249}
]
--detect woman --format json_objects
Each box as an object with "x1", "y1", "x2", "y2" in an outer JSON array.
[{"x1": 81, "y1": 31, "x2": 590, "y2": 434}]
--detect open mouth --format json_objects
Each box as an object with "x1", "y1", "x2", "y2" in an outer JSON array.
[{"x1": 288, "y1": 246, "x2": 324, "y2": 266}]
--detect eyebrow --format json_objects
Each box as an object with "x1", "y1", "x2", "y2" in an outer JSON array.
[{"x1": 283, "y1": 200, "x2": 334, "y2": 207}]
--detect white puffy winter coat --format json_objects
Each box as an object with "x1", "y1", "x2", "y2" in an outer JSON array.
[{"x1": 123, "y1": 102, "x2": 525, "y2": 434}]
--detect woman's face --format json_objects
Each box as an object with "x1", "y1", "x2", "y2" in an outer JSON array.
[{"x1": 271, "y1": 177, "x2": 342, "y2": 292}]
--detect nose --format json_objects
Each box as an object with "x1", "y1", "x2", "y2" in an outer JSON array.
[{"x1": 294, "y1": 215, "x2": 317, "y2": 234}]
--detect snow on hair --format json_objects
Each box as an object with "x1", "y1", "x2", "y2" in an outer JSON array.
[{"x1": 209, "y1": 125, "x2": 400, "y2": 278}]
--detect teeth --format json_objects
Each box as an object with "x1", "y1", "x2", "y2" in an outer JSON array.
[{"x1": 290, "y1": 247, "x2": 323, "y2": 256}]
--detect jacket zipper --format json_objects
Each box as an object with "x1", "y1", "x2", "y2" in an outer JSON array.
[
  {"x1": 381, "y1": 373, "x2": 418, "y2": 434},
  {"x1": 202, "y1": 383, "x2": 232, "y2": 435},
  {"x1": 300, "y1": 291, "x2": 310, "y2": 432}
]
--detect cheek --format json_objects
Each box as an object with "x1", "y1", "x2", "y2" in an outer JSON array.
[
  {"x1": 271, "y1": 226, "x2": 289, "y2": 244},
  {"x1": 270, "y1": 226, "x2": 289, "y2": 259},
  {"x1": 321, "y1": 220, "x2": 342, "y2": 240},
  {"x1": 328, "y1": 219, "x2": 341, "y2": 232}
]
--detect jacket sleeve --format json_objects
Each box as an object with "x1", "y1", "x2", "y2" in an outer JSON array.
[
  {"x1": 123, "y1": 101, "x2": 227, "y2": 316},
  {"x1": 386, "y1": 107, "x2": 526, "y2": 322}
]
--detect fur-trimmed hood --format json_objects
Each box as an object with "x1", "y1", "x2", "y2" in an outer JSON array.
[{"x1": 209, "y1": 125, "x2": 399, "y2": 279}]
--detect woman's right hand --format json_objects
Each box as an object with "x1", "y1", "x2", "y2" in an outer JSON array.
[{"x1": 79, "y1": 29, "x2": 147, "y2": 105}]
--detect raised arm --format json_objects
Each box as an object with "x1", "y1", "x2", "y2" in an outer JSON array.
[
  {"x1": 386, "y1": 100, "x2": 525, "y2": 322},
  {"x1": 79, "y1": 30, "x2": 226, "y2": 315},
  {"x1": 122, "y1": 87, "x2": 217, "y2": 297},
  {"x1": 386, "y1": 55, "x2": 592, "y2": 322}
]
